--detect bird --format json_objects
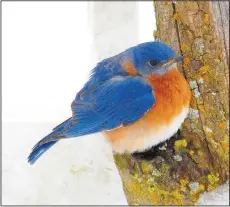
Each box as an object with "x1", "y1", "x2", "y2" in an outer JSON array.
[{"x1": 28, "y1": 41, "x2": 191, "y2": 165}]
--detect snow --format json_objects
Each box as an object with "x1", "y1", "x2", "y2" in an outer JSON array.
[
  {"x1": 197, "y1": 181, "x2": 229, "y2": 205},
  {"x1": 2, "y1": 1, "x2": 154, "y2": 205},
  {"x1": 3, "y1": 122, "x2": 127, "y2": 205},
  {"x1": 2, "y1": 1, "x2": 229, "y2": 205}
]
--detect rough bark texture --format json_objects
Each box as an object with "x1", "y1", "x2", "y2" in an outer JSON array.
[{"x1": 113, "y1": 1, "x2": 229, "y2": 205}]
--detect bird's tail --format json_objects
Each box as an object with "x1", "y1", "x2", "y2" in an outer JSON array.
[
  {"x1": 28, "y1": 118, "x2": 72, "y2": 165},
  {"x1": 28, "y1": 139, "x2": 57, "y2": 165}
]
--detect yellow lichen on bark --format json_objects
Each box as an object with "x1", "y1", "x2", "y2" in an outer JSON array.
[
  {"x1": 113, "y1": 1, "x2": 229, "y2": 205},
  {"x1": 174, "y1": 1, "x2": 229, "y2": 180}
]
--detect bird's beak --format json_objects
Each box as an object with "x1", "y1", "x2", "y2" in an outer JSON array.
[{"x1": 161, "y1": 55, "x2": 184, "y2": 68}]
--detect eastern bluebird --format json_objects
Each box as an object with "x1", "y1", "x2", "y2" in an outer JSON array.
[{"x1": 28, "y1": 41, "x2": 191, "y2": 165}]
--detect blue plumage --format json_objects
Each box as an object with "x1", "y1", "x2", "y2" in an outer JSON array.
[
  {"x1": 28, "y1": 118, "x2": 72, "y2": 164},
  {"x1": 28, "y1": 75, "x2": 155, "y2": 164},
  {"x1": 67, "y1": 76, "x2": 155, "y2": 136},
  {"x1": 28, "y1": 141, "x2": 57, "y2": 164},
  {"x1": 28, "y1": 41, "x2": 180, "y2": 164}
]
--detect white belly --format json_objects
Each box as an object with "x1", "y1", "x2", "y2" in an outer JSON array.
[{"x1": 110, "y1": 107, "x2": 189, "y2": 153}]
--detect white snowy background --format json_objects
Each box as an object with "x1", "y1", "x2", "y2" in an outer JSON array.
[{"x1": 2, "y1": 1, "x2": 229, "y2": 205}]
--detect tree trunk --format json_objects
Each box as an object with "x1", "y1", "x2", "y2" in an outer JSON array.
[{"x1": 113, "y1": 1, "x2": 229, "y2": 205}]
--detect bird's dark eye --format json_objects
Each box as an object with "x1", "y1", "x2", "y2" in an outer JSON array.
[{"x1": 149, "y1": 60, "x2": 158, "y2": 67}]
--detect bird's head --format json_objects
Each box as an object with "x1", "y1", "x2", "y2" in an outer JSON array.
[{"x1": 128, "y1": 41, "x2": 183, "y2": 76}]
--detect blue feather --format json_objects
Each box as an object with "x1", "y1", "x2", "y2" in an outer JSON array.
[
  {"x1": 28, "y1": 141, "x2": 57, "y2": 164},
  {"x1": 28, "y1": 118, "x2": 72, "y2": 164},
  {"x1": 64, "y1": 76, "x2": 155, "y2": 137}
]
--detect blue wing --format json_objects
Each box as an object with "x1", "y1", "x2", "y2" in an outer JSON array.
[
  {"x1": 28, "y1": 75, "x2": 155, "y2": 164},
  {"x1": 63, "y1": 75, "x2": 155, "y2": 137},
  {"x1": 35, "y1": 76, "x2": 155, "y2": 143},
  {"x1": 35, "y1": 75, "x2": 155, "y2": 143}
]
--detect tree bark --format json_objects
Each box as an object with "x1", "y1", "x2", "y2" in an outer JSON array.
[{"x1": 113, "y1": 1, "x2": 229, "y2": 205}]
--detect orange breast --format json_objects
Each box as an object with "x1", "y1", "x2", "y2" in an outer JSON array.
[{"x1": 104, "y1": 69, "x2": 191, "y2": 148}]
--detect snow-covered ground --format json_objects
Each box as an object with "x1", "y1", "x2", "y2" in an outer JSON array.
[
  {"x1": 197, "y1": 181, "x2": 229, "y2": 205},
  {"x1": 2, "y1": 1, "x2": 229, "y2": 205}
]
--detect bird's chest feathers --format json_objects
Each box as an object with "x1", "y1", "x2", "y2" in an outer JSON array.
[
  {"x1": 147, "y1": 69, "x2": 191, "y2": 126},
  {"x1": 104, "y1": 69, "x2": 191, "y2": 153}
]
